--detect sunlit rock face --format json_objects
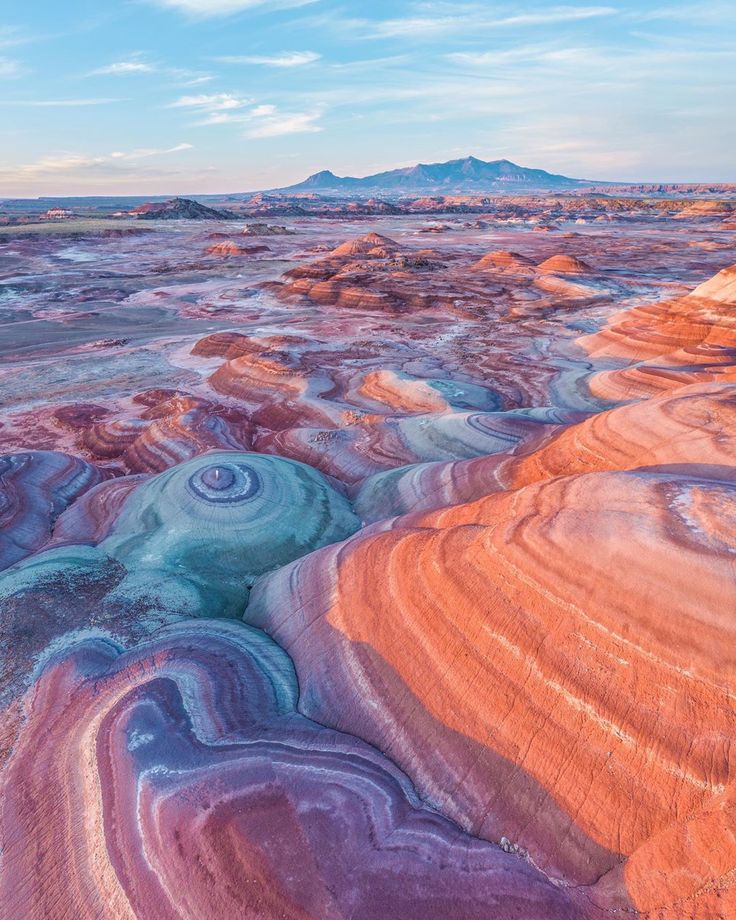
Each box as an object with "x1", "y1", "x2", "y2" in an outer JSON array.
[
  {"x1": 2, "y1": 214, "x2": 736, "y2": 917},
  {"x1": 248, "y1": 468, "x2": 736, "y2": 914},
  {"x1": 581, "y1": 262, "x2": 736, "y2": 400},
  {"x1": 354, "y1": 382, "x2": 736, "y2": 520}
]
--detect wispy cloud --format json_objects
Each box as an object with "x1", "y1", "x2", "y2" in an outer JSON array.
[
  {"x1": 247, "y1": 108, "x2": 322, "y2": 136},
  {"x1": 311, "y1": 5, "x2": 617, "y2": 40},
  {"x1": 147, "y1": 0, "x2": 318, "y2": 17},
  {"x1": 361, "y1": 16, "x2": 461, "y2": 39},
  {"x1": 329, "y1": 54, "x2": 411, "y2": 72},
  {"x1": 169, "y1": 92, "x2": 322, "y2": 136},
  {"x1": 495, "y1": 6, "x2": 617, "y2": 27},
  {"x1": 87, "y1": 53, "x2": 213, "y2": 85},
  {"x1": 0, "y1": 143, "x2": 194, "y2": 180},
  {"x1": 445, "y1": 38, "x2": 736, "y2": 77},
  {"x1": 215, "y1": 50, "x2": 320, "y2": 66},
  {"x1": 628, "y1": 2, "x2": 736, "y2": 24},
  {"x1": 90, "y1": 60, "x2": 155, "y2": 75},
  {"x1": 169, "y1": 92, "x2": 252, "y2": 110},
  {"x1": 167, "y1": 69, "x2": 214, "y2": 85},
  {"x1": 0, "y1": 26, "x2": 33, "y2": 49},
  {"x1": 446, "y1": 45, "x2": 555, "y2": 67},
  {"x1": 112, "y1": 143, "x2": 194, "y2": 159}
]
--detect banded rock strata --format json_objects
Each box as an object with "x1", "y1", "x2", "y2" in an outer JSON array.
[{"x1": 2, "y1": 215, "x2": 736, "y2": 919}]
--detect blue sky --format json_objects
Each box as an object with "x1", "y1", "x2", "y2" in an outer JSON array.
[{"x1": 1, "y1": 1, "x2": 734, "y2": 195}]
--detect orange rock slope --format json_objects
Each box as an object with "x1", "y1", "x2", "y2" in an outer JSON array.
[
  {"x1": 249, "y1": 467, "x2": 736, "y2": 917},
  {"x1": 581, "y1": 263, "x2": 736, "y2": 400},
  {"x1": 354, "y1": 381, "x2": 736, "y2": 519}
]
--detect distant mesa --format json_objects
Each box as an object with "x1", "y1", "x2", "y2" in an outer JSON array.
[
  {"x1": 275, "y1": 156, "x2": 598, "y2": 197},
  {"x1": 131, "y1": 197, "x2": 237, "y2": 221}
]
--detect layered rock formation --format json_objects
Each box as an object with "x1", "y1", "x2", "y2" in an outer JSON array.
[
  {"x1": 0, "y1": 451, "x2": 106, "y2": 571},
  {"x1": 205, "y1": 240, "x2": 271, "y2": 257},
  {"x1": 79, "y1": 395, "x2": 255, "y2": 472},
  {"x1": 248, "y1": 467, "x2": 736, "y2": 916},
  {"x1": 1, "y1": 622, "x2": 585, "y2": 920},
  {"x1": 2, "y1": 214, "x2": 736, "y2": 918},
  {"x1": 354, "y1": 382, "x2": 736, "y2": 520},
  {"x1": 581, "y1": 262, "x2": 736, "y2": 400}
]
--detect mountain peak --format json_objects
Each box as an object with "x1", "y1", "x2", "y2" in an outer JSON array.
[{"x1": 301, "y1": 169, "x2": 341, "y2": 185}]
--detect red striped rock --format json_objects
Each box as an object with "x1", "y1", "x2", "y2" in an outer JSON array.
[
  {"x1": 82, "y1": 418, "x2": 150, "y2": 460},
  {"x1": 49, "y1": 474, "x2": 149, "y2": 546},
  {"x1": 471, "y1": 250, "x2": 535, "y2": 273},
  {"x1": 205, "y1": 240, "x2": 271, "y2": 257},
  {"x1": 537, "y1": 254, "x2": 591, "y2": 273},
  {"x1": 582, "y1": 263, "x2": 736, "y2": 400},
  {"x1": 355, "y1": 384, "x2": 736, "y2": 520},
  {"x1": 257, "y1": 410, "x2": 557, "y2": 485},
  {"x1": 329, "y1": 232, "x2": 400, "y2": 259},
  {"x1": 122, "y1": 407, "x2": 254, "y2": 473},
  {"x1": 248, "y1": 468, "x2": 736, "y2": 914}
]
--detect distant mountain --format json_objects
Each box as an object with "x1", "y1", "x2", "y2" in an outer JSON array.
[
  {"x1": 132, "y1": 197, "x2": 237, "y2": 220},
  {"x1": 274, "y1": 156, "x2": 597, "y2": 197}
]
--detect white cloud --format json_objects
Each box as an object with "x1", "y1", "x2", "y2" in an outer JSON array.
[
  {"x1": 169, "y1": 92, "x2": 251, "y2": 110},
  {"x1": 0, "y1": 26, "x2": 32, "y2": 49},
  {"x1": 446, "y1": 45, "x2": 553, "y2": 66},
  {"x1": 91, "y1": 60, "x2": 155, "y2": 75},
  {"x1": 88, "y1": 54, "x2": 213, "y2": 84},
  {"x1": 495, "y1": 6, "x2": 617, "y2": 27},
  {"x1": 446, "y1": 38, "x2": 736, "y2": 79},
  {"x1": 113, "y1": 143, "x2": 194, "y2": 159},
  {"x1": 168, "y1": 69, "x2": 214, "y2": 85},
  {"x1": 247, "y1": 109, "x2": 322, "y2": 137},
  {"x1": 147, "y1": 0, "x2": 318, "y2": 17},
  {"x1": 630, "y1": 2, "x2": 736, "y2": 24},
  {"x1": 169, "y1": 91, "x2": 323, "y2": 136},
  {"x1": 215, "y1": 50, "x2": 320, "y2": 66},
  {"x1": 318, "y1": 5, "x2": 617, "y2": 40},
  {"x1": 367, "y1": 16, "x2": 456, "y2": 38}
]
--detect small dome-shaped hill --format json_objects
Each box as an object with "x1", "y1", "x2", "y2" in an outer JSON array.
[{"x1": 537, "y1": 254, "x2": 591, "y2": 274}]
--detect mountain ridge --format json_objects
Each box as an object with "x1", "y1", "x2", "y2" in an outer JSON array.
[{"x1": 273, "y1": 155, "x2": 600, "y2": 196}]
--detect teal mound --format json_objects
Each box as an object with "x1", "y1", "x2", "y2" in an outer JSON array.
[{"x1": 99, "y1": 450, "x2": 360, "y2": 615}]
